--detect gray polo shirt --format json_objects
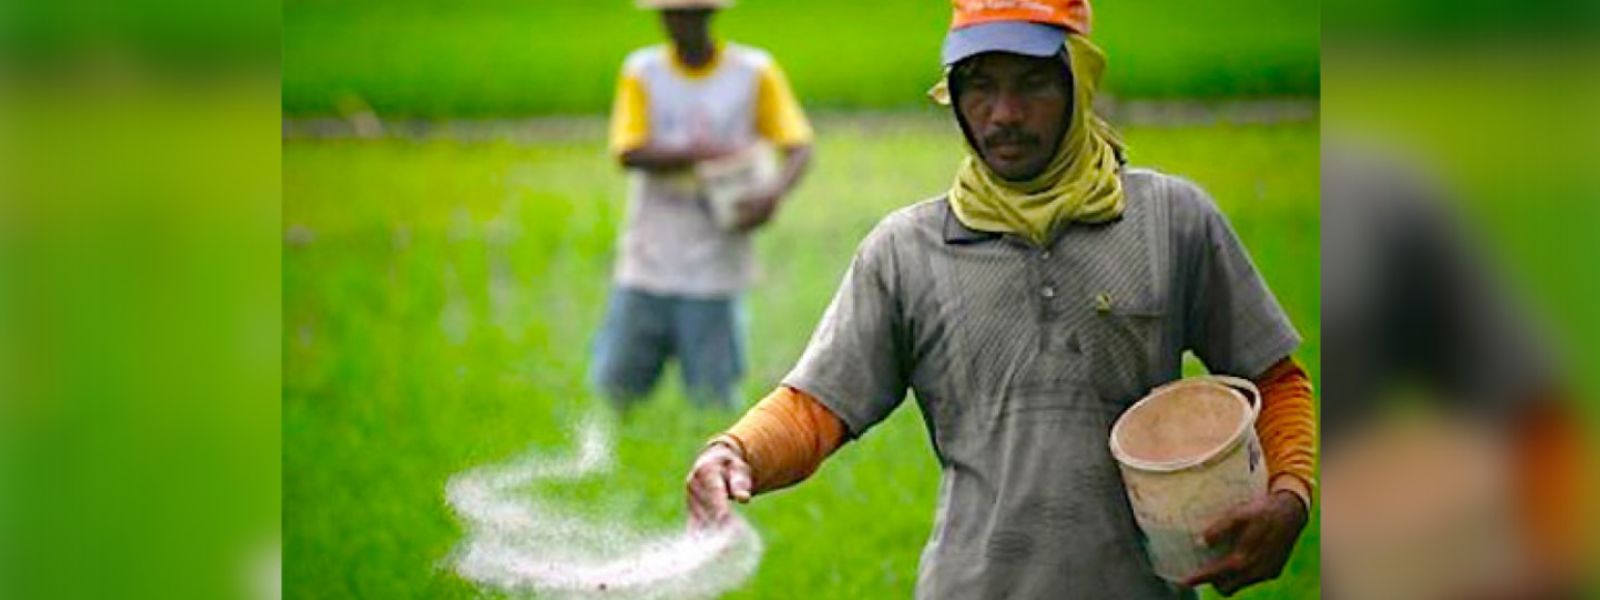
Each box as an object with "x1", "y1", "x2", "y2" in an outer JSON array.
[{"x1": 783, "y1": 168, "x2": 1301, "y2": 599}]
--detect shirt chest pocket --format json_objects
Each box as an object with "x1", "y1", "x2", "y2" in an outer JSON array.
[{"x1": 1063, "y1": 261, "x2": 1168, "y2": 403}]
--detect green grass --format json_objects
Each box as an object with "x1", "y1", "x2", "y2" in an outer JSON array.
[
  {"x1": 283, "y1": 113, "x2": 1320, "y2": 598},
  {"x1": 282, "y1": 0, "x2": 1318, "y2": 117}
]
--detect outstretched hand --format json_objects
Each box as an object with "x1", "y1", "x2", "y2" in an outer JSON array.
[
  {"x1": 684, "y1": 441, "x2": 754, "y2": 529},
  {"x1": 1180, "y1": 490, "x2": 1308, "y2": 595}
]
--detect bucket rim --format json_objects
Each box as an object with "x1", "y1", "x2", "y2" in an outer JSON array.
[{"x1": 1108, "y1": 375, "x2": 1261, "y2": 473}]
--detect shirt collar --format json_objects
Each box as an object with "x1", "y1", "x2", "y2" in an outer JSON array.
[
  {"x1": 668, "y1": 41, "x2": 724, "y2": 79},
  {"x1": 940, "y1": 196, "x2": 1125, "y2": 247},
  {"x1": 942, "y1": 197, "x2": 1001, "y2": 244}
]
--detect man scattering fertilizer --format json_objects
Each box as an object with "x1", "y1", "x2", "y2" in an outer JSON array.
[
  {"x1": 592, "y1": 0, "x2": 814, "y2": 410},
  {"x1": 686, "y1": 1, "x2": 1317, "y2": 597}
]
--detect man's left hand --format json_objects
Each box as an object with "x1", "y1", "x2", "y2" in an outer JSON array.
[
  {"x1": 1180, "y1": 490, "x2": 1308, "y2": 596},
  {"x1": 733, "y1": 186, "x2": 782, "y2": 232}
]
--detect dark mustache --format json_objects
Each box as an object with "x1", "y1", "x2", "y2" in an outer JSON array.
[{"x1": 982, "y1": 127, "x2": 1039, "y2": 148}]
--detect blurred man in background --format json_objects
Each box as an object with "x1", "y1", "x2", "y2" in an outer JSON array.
[
  {"x1": 684, "y1": 1, "x2": 1317, "y2": 596},
  {"x1": 592, "y1": 0, "x2": 813, "y2": 410}
]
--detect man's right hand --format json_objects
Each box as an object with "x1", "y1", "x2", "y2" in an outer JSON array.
[{"x1": 684, "y1": 440, "x2": 754, "y2": 529}]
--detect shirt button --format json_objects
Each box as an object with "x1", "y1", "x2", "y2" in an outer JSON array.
[{"x1": 1041, "y1": 285, "x2": 1056, "y2": 299}]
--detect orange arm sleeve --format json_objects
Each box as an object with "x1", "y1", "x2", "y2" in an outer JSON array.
[
  {"x1": 1253, "y1": 357, "x2": 1318, "y2": 509},
  {"x1": 714, "y1": 386, "x2": 846, "y2": 493},
  {"x1": 716, "y1": 366, "x2": 1317, "y2": 505},
  {"x1": 1513, "y1": 397, "x2": 1588, "y2": 576}
]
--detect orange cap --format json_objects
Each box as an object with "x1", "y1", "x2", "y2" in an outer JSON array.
[{"x1": 950, "y1": 0, "x2": 1091, "y2": 35}]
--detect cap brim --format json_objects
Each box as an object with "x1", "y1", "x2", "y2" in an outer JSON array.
[{"x1": 941, "y1": 21, "x2": 1066, "y2": 66}]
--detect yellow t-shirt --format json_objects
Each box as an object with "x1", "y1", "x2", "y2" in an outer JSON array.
[
  {"x1": 608, "y1": 42, "x2": 812, "y2": 157},
  {"x1": 605, "y1": 42, "x2": 814, "y2": 297}
]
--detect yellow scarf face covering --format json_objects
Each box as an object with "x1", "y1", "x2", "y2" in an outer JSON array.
[{"x1": 932, "y1": 34, "x2": 1126, "y2": 246}]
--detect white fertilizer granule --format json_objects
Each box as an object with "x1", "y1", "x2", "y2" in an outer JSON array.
[{"x1": 445, "y1": 413, "x2": 763, "y2": 599}]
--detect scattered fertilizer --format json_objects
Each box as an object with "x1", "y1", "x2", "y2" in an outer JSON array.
[{"x1": 446, "y1": 413, "x2": 763, "y2": 599}]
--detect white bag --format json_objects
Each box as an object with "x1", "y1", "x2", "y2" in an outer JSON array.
[{"x1": 695, "y1": 142, "x2": 779, "y2": 231}]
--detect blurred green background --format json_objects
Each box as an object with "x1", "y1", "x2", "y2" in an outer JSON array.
[
  {"x1": 282, "y1": 0, "x2": 1319, "y2": 117},
  {"x1": 283, "y1": 0, "x2": 1320, "y2": 598}
]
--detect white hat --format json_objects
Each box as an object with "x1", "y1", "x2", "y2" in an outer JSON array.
[{"x1": 636, "y1": 0, "x2": 732, "y2": 9}]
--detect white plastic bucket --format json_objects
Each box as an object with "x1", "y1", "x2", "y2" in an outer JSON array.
[{"x1": 1108, "y1": 376, "x2": 1267, "y2": 581}]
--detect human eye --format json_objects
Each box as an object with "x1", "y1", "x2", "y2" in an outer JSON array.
[{"x1": 1021, "y1": 73, "x2": 1055, "y2": 93}]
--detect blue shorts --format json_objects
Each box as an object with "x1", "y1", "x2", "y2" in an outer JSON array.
[{"x1": 589, "y1": 287, "x2": 746, "y2": 409}]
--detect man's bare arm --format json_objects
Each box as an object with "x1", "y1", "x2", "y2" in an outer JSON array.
[
  {"x1": 619, "y1": 143, "x2": 736, "y2": 172},
  {"x1": 734, "y1": 144, "x2": 813, "y2": 231}
]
